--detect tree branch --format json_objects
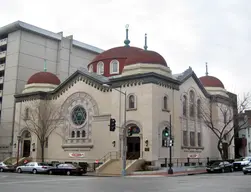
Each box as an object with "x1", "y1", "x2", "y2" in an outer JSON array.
[
  {"x1": 198, "y1": 92, "x2": 251, "y2": 159},
  {"x1": 21, "y1": 99, "x2": 63, "y2": 160}
]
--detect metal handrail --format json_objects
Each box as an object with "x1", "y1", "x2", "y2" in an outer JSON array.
[{"x1": 98, "y1": 151, "x2": 120, "y2": 163}]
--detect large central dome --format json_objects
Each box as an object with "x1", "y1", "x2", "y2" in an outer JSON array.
[
  {"x1": 87, "y1": 28, "x2": 169, "y2": 77},
  {"x1": 124, "y1": 50, "x2": 167, "y2": 66},
  {"x1": 90, "y1": 46, "x2": 143, "y2": 63}
]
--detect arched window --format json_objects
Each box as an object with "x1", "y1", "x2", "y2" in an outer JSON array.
[
  {"x1": 82, "y1": 130, "x2": 86, "y2": 137},
  {"x1": 24, "y1": 108, "x2": 29, "y2": 119},
  {"x1": 110, "y1": 60, "x2": 119, "y2": 74},
  {"x1": 71, "y1": 131, "x2": 75, "y2": 138},
  {"x1": 97, "y1": 62, "x2": 104, "y2": 75},
  {"x1": 183, "y1": 95, "x2": 187, "y2": 116},
  {"x1": 76, "y1": 131, "x2": 80, "y2": 138},
  {"x1": 89, "y1": 65, "x2": 93, "y2": 73},
  {"x1": 163, "y1": 96, "x2": 168, "y2": 110},
  {"x1": 189, "y1": 90, "x2": 195, "y2": 117},
  {"x1": 197, "y1": 99, "x2": 201, "y2": 118},
  {"x1": 24, "y1": 131, "x2": 31, "y2": 138},
  {"x1": 128, "y1": 95, "x2": 136, "y2": 109}
]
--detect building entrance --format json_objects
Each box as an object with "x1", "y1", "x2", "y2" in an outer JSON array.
[
  {"x1": 22, "y1": 131, "x2": 31, "y2": 157},
  {"x1": 23, "y1": 140, "x2": 31, "y2": 157},
  {"x1": 126, "y1": 137, "x2": 140, "y2": 160}
]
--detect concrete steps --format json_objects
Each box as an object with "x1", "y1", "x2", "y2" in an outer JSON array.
[{"x1": 96, "y1": 159, "x2": 145, "y2": 176}]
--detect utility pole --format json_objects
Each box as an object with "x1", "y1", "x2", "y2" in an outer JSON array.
[
  {"x1": 103, "y1": 84, "x2": 127, "y2": 176},
  {"x1": 168, "y1": 114, "x2": 173, "y2": 174}
]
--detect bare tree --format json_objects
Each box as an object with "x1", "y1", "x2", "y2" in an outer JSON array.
[
  {"x1": 199, "y1": 93, "x2": 251, "y2": 160},
  {"x1": 22, "y1": 98, "x2": 63, "y2": 162}
]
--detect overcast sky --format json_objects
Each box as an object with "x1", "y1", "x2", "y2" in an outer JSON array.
[{"x1": 1, "y1": 0, "x2": 250, "y2": 96}]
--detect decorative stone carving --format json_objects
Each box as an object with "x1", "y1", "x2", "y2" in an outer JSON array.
[{"x1": 61, "y1": 92, "x2": 99, "y2": 147}]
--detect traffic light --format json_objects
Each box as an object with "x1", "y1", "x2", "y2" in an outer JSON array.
[
  {"x1": 169, "y1": 139, "x2": 173, "y2": 147},
  {"x1": 162, "y1": 137, "x2": 170, "y2": 147},
  {"x1": 109, "y1": 118, "x2": 116, "y2": 131},
  {"x1": 169, "y1": 137, "x2": 174, "y2": 147},
  {"x1": 128, "y1": 127, "x2": 133, "y2": 136},
  {"x1": 162, "y1": 127, "x2": 169, "y2": 137}
]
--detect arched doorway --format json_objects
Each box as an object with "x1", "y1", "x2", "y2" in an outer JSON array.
[
  {"x1": 22, "y1": 131, "x2": 31, "y2": 157},
  {"x1": 126, "y1": 125, "x2": 141, "y2": 160}
]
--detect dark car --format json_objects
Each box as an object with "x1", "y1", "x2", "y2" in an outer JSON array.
[
  {"x1": 48, "y1": 163, "x2": 87, "y2": 176},
  {"x1": 0, "y1": 162, "x2": 16, "y2": 172},
  {"x1": 242, "y1": 162, "x2": 251, "y2": 175},
  {"x1": 206, "y1": 161, "x2": 233, "y2": 173}
]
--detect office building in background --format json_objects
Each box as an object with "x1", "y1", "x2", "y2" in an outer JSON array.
[{"x1": 0, "y1": 21, "x2": 103, "y2": 157}]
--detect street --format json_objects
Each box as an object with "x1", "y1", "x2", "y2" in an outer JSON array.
[{"x1": 0, "y1": 172, "x2": 250, "y2": 192}]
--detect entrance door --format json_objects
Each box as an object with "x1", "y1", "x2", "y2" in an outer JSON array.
[
  {"x1": 126, "y1": 137, "x2": 140, "y2": 160},
  {"x1": 23, "y1": 140, "x2": 31, "y2": 157}
]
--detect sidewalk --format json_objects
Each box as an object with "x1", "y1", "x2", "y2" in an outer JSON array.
[
  {"x1": 85, "y1": 167, "x2": 207, "y2": 177},
  {"x1": 127, "y1": 167, "x2": 207, "y2": 177}
]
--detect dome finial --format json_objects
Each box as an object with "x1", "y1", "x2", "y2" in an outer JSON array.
[
  {"x1": 44, "y1": 59, "x2": 47, "y2": 72},
  {"x1": 124, "y1": 24, "x2": 130, "y2": 47},
  {"x1": 205, "y1": 62, "x2": 208, "y2": 76},
  {"x1": 144, "y1": 33, "x2": 148, "y2": 50}
]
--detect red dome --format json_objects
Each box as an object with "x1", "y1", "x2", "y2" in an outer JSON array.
[
  {"x1": 199, "y1": 76, "x2": 224, "y2": 88},
  {"x1": 124, "y1": 50, "x2": 167, "y2": 66},
  {"x1": 27, "y1": 72, "x2": 61, "y2": 85},
  {"x1": 89, "y1": 46, "x2": 143, "y2": 64}
]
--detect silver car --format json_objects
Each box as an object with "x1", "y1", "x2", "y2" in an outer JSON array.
[
  {"x1": 16, "y1": 162, "x2": 53, "y2": 174},
  {"x1": 0, "y1": 162, "x2": 15, "y2": 172}
]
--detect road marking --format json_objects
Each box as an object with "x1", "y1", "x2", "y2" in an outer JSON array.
[{"x1": 0, "y1": 177, "x2": 97, "y2": 185}]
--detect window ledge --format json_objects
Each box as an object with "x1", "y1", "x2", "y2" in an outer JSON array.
[
  {"x1": 162, "y1": 109, "x2": 170, "y2": 112},
  {"x1": 62, "y1": 143, "x2": 93, "y2": 150},
  {"x1": 127, "y1": 108, "x2": 137, "y2": 111},
  {"x1": 181, "y1": 146, "x2": 204, "y2": 150},
  {"x1": 110, "y1": 71, "x2": 119, "y2": 75}
]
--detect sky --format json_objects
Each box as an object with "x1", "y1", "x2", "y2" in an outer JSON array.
[{"x1": 1, "y1": 0, "x2": 251, "y2": 96}]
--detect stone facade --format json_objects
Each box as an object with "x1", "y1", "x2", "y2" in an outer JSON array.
[
  {"x1": 10, "y1": 33, "x2": 237, "y2": 165},
  {"x1": 12, "y1": 67, "x2": 235, "y2": 165}
]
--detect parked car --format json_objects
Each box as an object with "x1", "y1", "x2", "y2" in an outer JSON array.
[
  {"x1": 16, "y1": 162, "x2": 53, "y2": 174},
  {"x1": 0, "y1": 162, "x2": 16, "y2": 172},
  {"x1": 242, "y1": 162, "x2": 251, "y2": 175},
  {"x1": 48, "y1": 163, "x2": 87, "y2": 176},
  {"x1": 206, "y1": 161, "x2": 233, "y2": 173},
  {"x1": 233, "y1": 157, "x2": 251, "y2": 171}
]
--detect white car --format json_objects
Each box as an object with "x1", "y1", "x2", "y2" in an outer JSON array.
[
  {"x1": 233, "y1": 157, "x2": 251, "y2": 171},
  {"x1": 16, "y1": 162, "x2": 53, "y2": 174}
]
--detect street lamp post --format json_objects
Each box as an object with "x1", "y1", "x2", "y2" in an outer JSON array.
[
  {"x1": 103, "y1": 84, "x2": 127, "y2": 177},
  {"x1": 16, "y1": 135, "x2": 21, "y2": 167}
]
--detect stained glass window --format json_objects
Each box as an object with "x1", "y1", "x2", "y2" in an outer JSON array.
[{"x1": 71, "y1": 106, "x2": 87, "y2": 126}]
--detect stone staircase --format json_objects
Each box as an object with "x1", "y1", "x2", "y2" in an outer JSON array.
[
  {"x1": 3, "y1": 157, "x2": 32, "y2": 166},
  {"x1": 95, "y1": 152, "x2": 145, "y2": 176}
]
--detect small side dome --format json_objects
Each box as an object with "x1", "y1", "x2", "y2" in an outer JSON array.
[
  {"x1": 27, "y1": 72, "x2": 61, "y2": 85},
  {"x1": 124, "y1": 50, "x2": 167, "y2": 67},
  {"x1": 199, "y1": 76, "x2": 224, "y2": 88}
]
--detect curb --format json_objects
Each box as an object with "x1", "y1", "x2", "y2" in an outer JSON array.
[
  {"x1": 128, "y1": 170, "x2": 207, "y2": 177},
  {"x1": 85, "y1": 170, "x2": 207, "y2": 177}
]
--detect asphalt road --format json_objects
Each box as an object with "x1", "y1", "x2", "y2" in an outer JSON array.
[{"x1": 0, "y1": 172, "x2": 250, "y2": 192}]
